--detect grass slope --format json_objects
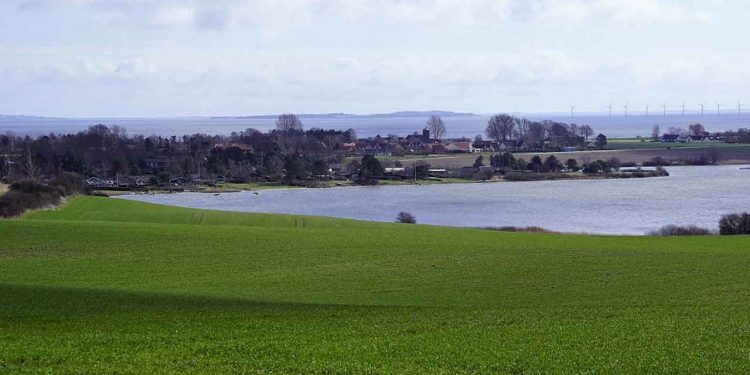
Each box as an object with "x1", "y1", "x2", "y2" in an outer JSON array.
[
  {"x1": 26, "y1": 195, "x2": 370, "y2": 229},
  {"x1": 2, "y1": 197, "x2": 750, "y2": 373}
]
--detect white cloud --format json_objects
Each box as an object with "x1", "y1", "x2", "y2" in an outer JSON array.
[
  {"x1": 12, "y1": 0, "x2": 718, "y2": 30},
  {"x1": 527, "y1": 0, "x2": 718, "y2": 26},
  {"x1": 1, "y1": 0, "x2": 743, "y2": 116}
]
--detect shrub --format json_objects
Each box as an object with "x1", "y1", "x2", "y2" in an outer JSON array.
[
  {"x1": 607, "y1": 157, "x2": 622, "y2": 170},
  {"x1": 503, "y1": 172, "x2": 573, "y2": 182},
  {"x1": 482, "y1": 226, "x2": 557, "y2": 234},
  {"x1": 0, "y1": 181, "x2": 63, "y2": 218},
  {"x1": 582, "y1": 160, "x2": 611, "y2": 174},
  {"x1": 565, "y1": 158, "x2": 579, "y2": 172},
  {"x1": 719, "y1": 213, "x2": 750, "y2": 235},
  {"x1": 0, "y1": 174, "x2": 86, "y2": 218},
  {"x1": 644, "y1": 157, "x2": 670, "y2": 167},
  {"x1": 51, "y1": 172, "x2": 88, "y2": 196},
  {"x1": 396, "y1": 211, "x2": 417, "y2": 224},
  {"x1": 648, "y1": 225, "x2": 714, "y2": 236}
]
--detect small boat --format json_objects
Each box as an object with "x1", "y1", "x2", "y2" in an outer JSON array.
[{"x1": 213, "y1": 193, "x2": 220, "y2": 196}]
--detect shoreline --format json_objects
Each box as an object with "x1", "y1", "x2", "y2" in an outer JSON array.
[
  {"x1": 110, "y1": 164, "x2": 747, "y2": 236},
  {"x1": 95, "y1": 163, "x2": 749, "y2": 198},
  {"x1": 101, "y1": 168, "x2": 674, "y2": 197}
]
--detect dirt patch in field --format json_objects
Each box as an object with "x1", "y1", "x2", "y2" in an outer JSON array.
[{"x1": 0, "y1": 183, "x2": 8, "y2": 196}]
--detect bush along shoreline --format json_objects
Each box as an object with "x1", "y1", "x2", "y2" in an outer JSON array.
[
  {"x1": 649, "y1": 213, "x2": 750, "y2": 236},
  {"x1": 0, "y1": 173, "x2": 87, "y2": 218}
]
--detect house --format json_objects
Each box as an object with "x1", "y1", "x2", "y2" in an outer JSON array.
[
  {"x1": 686, "y1": 135, "x2": 708, "y2": 142},
  {"x1": 472, "y1": 140, "x2": 496, "y2": 152},
  {"x1": 660, "y1": 134, "x2": 681, "y2": 142},
  {"x1": 86, "y1": 177, "x2": 104, "y2": 186},
  {"x1": 424, "y1": 143, "x2": 447, "y2": 154},
  {"x1": 117, "y1": 176, "x2": 147, "y2": 188},
  {"x1": 361, "y1": 145, "x2": 392, "y2": 157},
  {"x1": 561, "y1": 146, "x2": 577, "y2": 152},
  {"x1": 86, "y1": 176, "x2": 117, "y2": 188},
  {"x1": 446, "y1": 142, "x2": 474, "y2": 153},
  {"x1": 340, "y1": 142, "x2": 356, "y2": 153},
  {"x1": 391, "y1": 144, "x2": 407, "y2": 156},
  {"x1": 497, "y1": 140, "x2": 529, "y2": 152},
  {"x1": 427, "y1": 168, "x2": 448, "y2": 178},
  {"x1": 169, "y1": 176, "x2": 189, "y2": 185},
  {"x1": 478, "y1": 166, "x2": 495, "y2": 175},
  {"x1": 384, "y1": 167, "x2": 407, "y2": 178}
]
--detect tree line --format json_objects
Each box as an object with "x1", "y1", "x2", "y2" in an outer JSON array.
[
  {"x1": 0, "y1": 114, "x2": 358, "y2": 185},
  {"x1": 481, "y1": 114, "x2": 596, "y2": 147}
]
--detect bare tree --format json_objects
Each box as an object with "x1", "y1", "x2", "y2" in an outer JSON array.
[
  {"x1": 579, "y1": 125, "x2": 594, "y2": 141},
  {"x1": 515, "y1": 118, "x2": 531, "y2": 140},
  {"x1": 426, "y1": 115, "x2": 446, "y2": 140},
  {"x1": 524, "y1": 121, "x2": 546, "y2": 146},
  {"x1": 22, "y1": 144, "x2": 40, "y2": 180},
  {"x1": 651, "y1": 125, "x2": 660, "y2": 141},
  {"x1": 486, "y1": 114, "x2": 516, "y2": 142},
  {"x1": 396, "y1": 211, "x2": 417, "y2": 224},
  {"x1": 689, "y1": 123, "x2": 706, "y2": 136},
  {"x1": 275, "y1": 113, "x2": 303, "y2": 132}
]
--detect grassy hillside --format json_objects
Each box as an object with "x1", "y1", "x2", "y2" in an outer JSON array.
[
  {"x1": 26, "y1": 195, "x2": 372, "y2": 229},
  {"x1": 2, "y1": 197, "x2": 750, "y2": 373}
]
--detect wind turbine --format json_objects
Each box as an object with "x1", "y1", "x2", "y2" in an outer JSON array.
[
  {"x1": 740, "y1": 102, "x2": 743, "y2": 118},
  {"x1": 700, "y1": 103, "x2": 705, "y2": 117},
  {"x1": 645, "y1": 104, "x2": 649, "y2": 117},
  {"x1": 662, "y1": 103, "x2": 667, "y2": 118},
  {"x1": 571, "y1": 104, "x2": 575, "y2": 119},
  {"x1": 623, "y1": 103, "x2": 629, "y2": 117},
  {"x1": 682, "y1": 102, "x2": 685, "y2": 117},
  {"x1": 717, "y1": 103, "x2": 721, "y2": 116},
  {"x1": 608, "y1": 104, "x2": 613, "y2": 119}
]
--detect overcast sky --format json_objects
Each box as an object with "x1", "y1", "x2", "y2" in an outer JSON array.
[{"x1": 0, "y1": 0, "x2": 747, "y2": 117}]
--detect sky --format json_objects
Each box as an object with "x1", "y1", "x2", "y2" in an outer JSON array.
[{"x1": 0, "y1": 0, "x2": 748, "y2": 117}]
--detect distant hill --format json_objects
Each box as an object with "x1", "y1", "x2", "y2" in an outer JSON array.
[
  {"x1": 220, "y1": 111, "x2": 479, "y2": 120},
  {"x1": 0, "y1": 114, "x2": 57, "y2": 120}
]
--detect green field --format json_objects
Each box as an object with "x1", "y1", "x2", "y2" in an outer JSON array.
[
  {"x1": 2, "y1": 197, "x2": 750, "y2": 373},
  {"x1": 605, "y1": 138, "x2": 750, "y2": 151}
]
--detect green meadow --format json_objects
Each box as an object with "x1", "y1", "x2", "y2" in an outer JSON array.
[{"x1": 1, "y1": 196, "x2": 750, "y2": 373}]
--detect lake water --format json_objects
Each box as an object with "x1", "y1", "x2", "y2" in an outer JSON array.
[
  {"x1": 2, "y1": 112, "x2": 749, "y2": 139},
  {"x1": 118, "y1": 165, "x2": 750, "y2": 235}
]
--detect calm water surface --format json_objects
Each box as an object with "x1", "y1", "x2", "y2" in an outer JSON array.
[{"x1": 119, "y1": 165, "x2": 750, "y2": 235}]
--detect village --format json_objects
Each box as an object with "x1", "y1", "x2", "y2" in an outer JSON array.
[{"x1": 3, "y1": 115, "x2": 746, "y2": 193}]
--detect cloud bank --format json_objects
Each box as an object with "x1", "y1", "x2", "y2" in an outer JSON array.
[{"x1": 1, "y1": 0, "x2": 745, "y2": 116}]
